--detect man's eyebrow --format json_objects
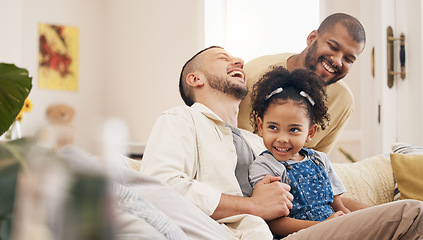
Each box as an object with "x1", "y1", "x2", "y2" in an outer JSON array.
[
  {"x1": 328, "y1": 39, "x2": 340, "y2": 48},
  {"x1": 216, "y1": 52, "x2": 230, "y2": 58}
]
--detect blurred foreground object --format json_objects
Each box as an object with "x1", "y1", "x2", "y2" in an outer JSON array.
[
  {"x1": 38, "y1": 104, "x2": 75, "y2": 150},
  {"x1": 0, "y1": 138, "x2": 114, "y2": 240}
]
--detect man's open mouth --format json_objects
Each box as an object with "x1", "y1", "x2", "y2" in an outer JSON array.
[{"x1": 228, "y1": 70, "x2": 244, "y2": 79}]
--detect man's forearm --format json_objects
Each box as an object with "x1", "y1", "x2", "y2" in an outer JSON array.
[
  {"x1": 210, "y1": 176, "x2": 293, "y2": 221},
  {"x1": 210, "y1": 194, "x2": 255, "y2": 220}
]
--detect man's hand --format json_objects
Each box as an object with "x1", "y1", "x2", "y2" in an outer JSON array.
[{"x1": 250, "y1": 175, "x2": 293, "y2": 220}]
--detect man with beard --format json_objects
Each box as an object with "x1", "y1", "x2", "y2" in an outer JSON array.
[
  {"x1": 141, "y1": 46, "x2": 292, "y2": 238},
  {"x1": 139, "y1": 46, "x2": 423, "y2": 240},
  {"x1": 238, "y1": 13, "x2": 365, "y2": 155}
]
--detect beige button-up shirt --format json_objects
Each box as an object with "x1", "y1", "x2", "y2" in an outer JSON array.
[{"x1": 140, "y1": 103, "x2": 266, "y2": 215}]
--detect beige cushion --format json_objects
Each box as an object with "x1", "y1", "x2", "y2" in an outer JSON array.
[
  {"x1": 333, "y1": 155, "x2": 395, "y2": 206},
  {"x1": 390, "y1": 153, "x2": 423, "y2": 201},
  {"x1": 391, "y1": 142, "x2": 423, "y2": 200}
]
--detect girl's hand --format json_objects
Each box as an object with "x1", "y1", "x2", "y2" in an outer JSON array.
[{"x1": 325, "y1": 211, "x2": 345, "y2": 221}]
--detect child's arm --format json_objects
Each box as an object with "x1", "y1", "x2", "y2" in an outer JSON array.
[
  {"x1": 331, "y1": 195, "x2": 351, "y2": 214},
  {"x1": 268, "y1": 209, "x2": 346, "y2": 237},
  {"x1": 267, "y1": 216, "x2": 320, "y2": 237}
]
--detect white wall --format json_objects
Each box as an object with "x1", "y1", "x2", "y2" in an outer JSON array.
[
  {"x1": 104, "y1": 0, "x2": 204, "y2": 151},
  {"x1": 0, "y1": 0, "x2": 23, "y2": 65},
  {"x1": 320, "y1": 0, "x2": 363, "y2": 162},
  {"x1": 0, "y1": 0, "x2": 107, "y2": 153},
  {"x1": 0, "y1": 0, "x2": 205, "y2": 155}
]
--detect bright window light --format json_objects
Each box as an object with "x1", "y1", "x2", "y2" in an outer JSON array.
[{"x1": 205, "y1": 0, "x2": 319, "y2": 62}]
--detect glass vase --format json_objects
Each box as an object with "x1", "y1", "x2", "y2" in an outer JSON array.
[{"x1": 5, "y1": 120, "x2": 22, "y2": 140}]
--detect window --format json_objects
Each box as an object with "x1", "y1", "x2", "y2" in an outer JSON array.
[{"x1": 205, "y1": 0, "x2": 319, "y2": 62}]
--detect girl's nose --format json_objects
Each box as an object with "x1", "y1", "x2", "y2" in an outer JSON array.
[{"x1": 276, "y1": 134, "x2": 288, "y2": 143}]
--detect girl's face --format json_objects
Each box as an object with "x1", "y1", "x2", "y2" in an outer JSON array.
[{"x1": 257, "y1": 101, "x2": 317, "y2": 162}]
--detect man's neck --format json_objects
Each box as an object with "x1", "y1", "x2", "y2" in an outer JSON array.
[
  {"x1": 200, "y1": 96, "x2": 240, "y2": 127},
  {"x1": 212, "y1": 103, "x2": 239, "y2": 127},
  {"x1": 286, "y1": 52, "x2": 306, "y2": 71}
]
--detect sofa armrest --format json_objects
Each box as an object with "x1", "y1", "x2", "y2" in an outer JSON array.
[{"x1": 333, "y1": 155, "x2": 395, "y2": 207}]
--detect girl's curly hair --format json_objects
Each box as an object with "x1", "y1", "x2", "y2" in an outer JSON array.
[{"x1": 250, "y1": 66, "x2": 330, "y2": 132}]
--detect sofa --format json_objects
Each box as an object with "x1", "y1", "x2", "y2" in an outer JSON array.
[
  {"x1": 6, "y1": 141, "x2": 421, "y2": 240},
  {"x1": 333, "y1": 154, "x2": 395, "y2": 206},
  {"x1": 332, "y1": 142, "x2": 423, "y2": 207},
  {"x1": 125, "y1": 142, "x2": 423, "y2": 208},
  {"x1": 126, "y1": 154, "x2": 395, "y2": 208},
  {"x1": 30, "y1": 141, "x2": 422, "y2": 239},
  {"x1": 120, "y1": 142, "x2": 423, "y2": 239}
]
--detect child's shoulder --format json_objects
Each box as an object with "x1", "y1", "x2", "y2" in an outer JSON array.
[{"x1": 303, "y1": 148, "x2": 331, "y2": 166}]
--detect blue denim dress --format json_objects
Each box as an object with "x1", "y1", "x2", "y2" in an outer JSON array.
[{"x1": 281, "y1": 148, "x2": 334, "y2": 221}]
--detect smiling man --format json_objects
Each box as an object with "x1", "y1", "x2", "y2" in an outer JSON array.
[
  {"x1": 238, "y1": 13, "x2": 366, "y2": 155},
  {"x1": 141, "y1": 46, "x2": 293, "y2": 239}
]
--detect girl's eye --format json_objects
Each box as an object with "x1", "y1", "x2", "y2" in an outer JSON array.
[
  {"x1": 268, "y1": 125, "x2": 277, "y2": 131},
  {"x1": 290, "y1": 128, "x2": 300, "y2": 133}
]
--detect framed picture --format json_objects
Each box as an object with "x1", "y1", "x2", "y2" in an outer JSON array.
[{"x1": 38, "y1": 23, "x2": 79, "y2": 91}]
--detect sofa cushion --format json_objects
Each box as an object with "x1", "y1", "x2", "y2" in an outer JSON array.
[
  {"x1": 391, "y1": 142, "x2": 423, "y2": 200},
  {"x1": 332, "y1": 155, "x2": 394, "y2": 206},
  {"x1": 390, "y1": 153, "x2": 423, "y2": 201},
  {"x1": 392, "y1": 142, "x2": 423, "y2": 154}
]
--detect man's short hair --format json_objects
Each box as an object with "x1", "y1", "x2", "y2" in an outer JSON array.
[
  {"x1": 318, "y1": 13, "x2": 366, "y2": 46},
  {"x1": 179, "y1": 46, "x2": 223, "y2": 106}
]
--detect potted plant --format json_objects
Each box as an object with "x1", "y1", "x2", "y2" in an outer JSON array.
[
  {"x1": 0, "y1": 63, "x2": 32, "y2": 239},
  {"x1": 0, "y1": 63, "x2": 32, "y2": 137}
]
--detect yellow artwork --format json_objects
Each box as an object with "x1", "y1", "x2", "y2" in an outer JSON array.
[{"x1": 38, "y1": 23, "x2": 79, "y2": 91}]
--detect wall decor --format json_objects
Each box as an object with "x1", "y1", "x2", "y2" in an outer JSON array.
[{"x1": 38, "y1": 23, "x2": 79, "y2": 91}]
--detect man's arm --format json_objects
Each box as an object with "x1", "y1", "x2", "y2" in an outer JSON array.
[{"x1": 210, "y1": 175, "x2": 293, "y2": 220}]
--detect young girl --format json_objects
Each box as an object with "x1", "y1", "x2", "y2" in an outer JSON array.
[{"x1": 248, "y1": 66, "x2": 350, "y2": 238}]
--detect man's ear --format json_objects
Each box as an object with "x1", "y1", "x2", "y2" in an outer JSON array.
[
  {"x1": 186, "y1": 72, "x2": 204, "y2": 87},
  {"x1": 257, "y1": 117, "x2": 264, "y2": 137},
  {"x1": 306, "y1": 124, "x2": 318, "y2": 142},
  {"x1": 306, "y1": 30, "x2": 318, "y2": 46}
]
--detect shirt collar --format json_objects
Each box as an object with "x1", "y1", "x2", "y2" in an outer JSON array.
[{"x1": 191, "y1": 103, "x2": 225, "y2": 124}]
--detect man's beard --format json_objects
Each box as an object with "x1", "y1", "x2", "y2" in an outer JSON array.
[
  {"x1": 304, "y1": 41, "x2": 345, "y2": 85},
  {"x1": 204, "y1": 71, "x2": 248, "y2": 100}
]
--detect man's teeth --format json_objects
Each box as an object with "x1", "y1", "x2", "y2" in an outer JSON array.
[
  {"x1": 229, "y1": 70, "x2": 244, "y2": 79},
  {"x1": 322, "y1": 61, "x2": 335, "y2": 73}
]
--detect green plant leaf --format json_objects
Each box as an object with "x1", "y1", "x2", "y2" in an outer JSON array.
[{"x1": 0, "y1": 63, "x2": 32, "y2": 136}]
